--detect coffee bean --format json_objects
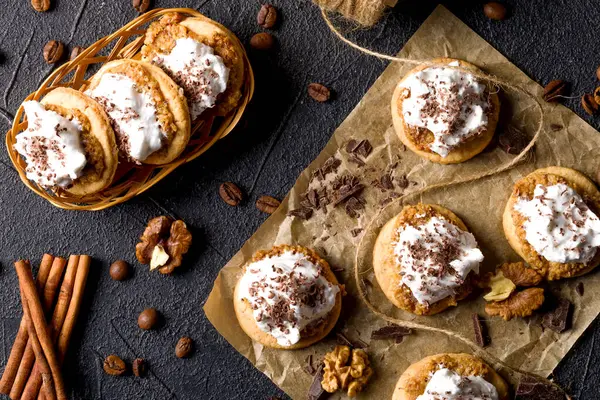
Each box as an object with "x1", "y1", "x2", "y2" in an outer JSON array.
[
  {"x1": 132, "y1": 358, "x2": 147, "y2": 377},
  {"x1": 257, "y1": 4, "x2": 277, "y2": 29},
  {"x1": 31, "y1": 0, "x2": 50, "y2": 12},
  {"x1": 70, "y1": 46, "x2": 85, "y2": 61},
  {"x1": 175, "y1": 336, "x2": 194, "y2": 358},
  {"x1": 103, "y1": 355, "x2": 127, "y2": 376},
  {"x1": 219, "y1": 182, "x2": 243, "y2": 206},
  {"x1": 132, "y1": 0, "x2": 150, "y2": 13},
  {"x1": 542, "y1": 80, "x2": 568, "y2": 102},
  {"x1": 596, "y1": 66, "x2": 600, "y2": 81},
  {"x1": 256, "y1": 195, "x2": 280, "y2": 214},
  {"x1": 594, "y1": 87, "x2": 600, "y2": 107},
  {"x1": 138, "y1": 308, "x2": 160, "y2": 330},
  {"x1": 250, "y1": 33, "x2": 274, "y2": 50},
  {"x1": 43, "y1": 40, "x2": 64, "y2": 64},
  {"x1": 582, "y1": 94, "x2": 599, "y2": 116},
  {"x1": 483, "y1": 2, "x2": 507, "y2": 20},
  {"x1": 308, "y1": 83, "x2": 330, "y2": 102},
  {"x1": 109, "y1": 260, "x2": 131, "y2": 281}
]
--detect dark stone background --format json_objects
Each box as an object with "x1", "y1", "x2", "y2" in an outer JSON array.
[{"x1": 0, "y1": 0, "x2": 599, "y2": 398}]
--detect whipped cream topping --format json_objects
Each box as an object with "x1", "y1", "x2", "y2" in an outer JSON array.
[
  {"x1": 514, "y1": 183, "x2": 600, "y2": 264},
  {"x1": 417, "y1": 368, "x2": 499, "y2": 400},
  {"x1": 400, "y1": 62, "x2": 490, "y2": 157},
  {"x1": 394, "y1": 216, "x2": 484, "y2": 305},
  {"x1": 237, "y1": 250, "x2": 340, "y2": 346},
  {"x1": 86, "y1": 73, "x2": 164, "y2": 162},
  {"x1": 15, "y1": 101, "x2": 87, "y2": 188},
  {"x1": 153, "y1": 37, "x2": 229, "y2": 120}
]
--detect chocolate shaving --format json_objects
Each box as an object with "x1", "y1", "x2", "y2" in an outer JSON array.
[
  {"x1": 306, "y1": 189, "x2": 319, "y2": 208},
  {"x1": 515, "y1": 375, "x2": 565, "y2": 400},
  {"x1": 333, "y1": 182, "x2": 364, "y2": 206},
  {"x1": 303, "y1": 354, "x2": 316, "y2": 375},
  {"x1": 348, "y1": 153, "x2": 366, "y2": 167},
  {"x1": 345, "y1": 196, "x2": 363, "y2": 218},
  {"x1": 550, "y1": 124, "x2": 563, "y2": 132},
  {"x1": 575, "y1": 282, "x2": 584, "y2": 296},
  {"x1": 472, "y1": 313, "x2": 490, "y2": 347},
  {"x1": 380, "y1": 173, "x2": 394, "y2": 190},
  {"x1": 350, "y1": 228, "x2": 363, "y2": 237},
  {"x1": 321, "y1": 157, "x2": 341, "y2": 175},
  {"x1": 307, "y1": 363, "x2": 327, "y2": 400},
  {"x1": 396, "y1": 175, "x2": 409, "y2": 189},
  {"x1": 288, "y1": 207, "x2": 313, "y2": 220},
  {"x1": 355, "y1": 140, "x2": 372, "y2": 158},
  {"x1": 371, "y1": 325, "x2": 412, "y2": 342},
  {"x1": 331, "y1": 265, "x2": 344, "y2": 272},
  {"x1": 335, "y1": 332, "x2": 367, "y2": 349},
  {"x1": 542, "y1": 298, "x2": 572, "y2": 333}
]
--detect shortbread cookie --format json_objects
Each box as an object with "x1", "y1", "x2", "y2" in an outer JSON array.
[
  {"x1": 234, "y1": 244, "x2": 343, "y2": 350},
  {"x1": 503, "y1": 166, "x2": 600, "y2": 280},
  {"x1": 141, "y1": 12, "x2": 245, "y2": 120},
  {"x1": 86, "y1": 59, "x2": 190, "y2": 165},
  {"x1": 392, "y1": 353, "x2": 510, "y2": 400},
  {"x1": 373, "y1": 203, "x2": 484, "y2": 315},
  {"x1": 14, "y1": 88, "x2": 118, "y2": 196},
  {"x1": 391, "y1": 58, "x2": 500, "y2": 164}
]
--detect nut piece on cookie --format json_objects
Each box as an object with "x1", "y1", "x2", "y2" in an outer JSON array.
[
  {"x1": 485, "y1": 287, "x2": 544, "y2": 321},
  {"x1": 136, "y1": 216, "x2": 192, "y2": 274},
  {"x1": 322, "y1": 345, "x2": 373, "y2": 397}
]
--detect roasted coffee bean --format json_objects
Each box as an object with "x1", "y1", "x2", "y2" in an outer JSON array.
[
  {"x1": 257, "y1": 4, "x2": 277, "y2": 29},
  {"x1": 31, "y1": 0, "x2": 50, "y2": 12},
  {"x1": 175, "y1": 336, "x2": 194, "y2": 358},
  {"x1": 132, "y1": 358, "x2": 147, "y2": 377},
  {"x1": 138, "y1": 308, "x2": 160, "y2": 330},
  {"x1": 594, "y1": 87, "x2": 600, "y2": 107},
  {"x1": 308, "y1": 83, "x2": 331, "y2": 102},
  {"x1": 483, "y1": 2, "x2": 507, "y2": 20},
  {"x1": 219, "y1": 182, "x2": 243, "y2": 206},
  {"x1": 109, "y1": 260, "x2": 131, "y2": 281},
  {"x1": 70, "y1": 46, "x2": 85, "y2": 61},
  {"x1": 132, "y1": 0, "x2": 150, "y2": 13},
  {"x1": 582, "y1": 93, "x2": 599, "y2": 116},
  {"x1": 43, "y1": 40, "x2": 64, "y2": 64},
  {"x1": 256, "y1": 195, "x2": 280, "y2": 214},
  {"x1": 250, "y1": 32, "x2": 274, "y2": 50},
  {"x1": 542, "y1": 80, "x2": 568, "y2": 102},
  {"x1": 103, "y1": 355, "x2": 127, "y2": 376},
  {"x1": 596, "y1": 66, "x2": 600, "y2": 81}
]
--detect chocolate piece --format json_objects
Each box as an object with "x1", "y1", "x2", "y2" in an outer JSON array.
[
  {"x1": 380, "y1": 173, "x2": 394, "y2": 190},
  {"x1": 355, "y1": 140, "x2": 372, "y2": 158},
  {"x1": 472, "y1": 313, "x2": 490, "y2": 347},
  {"x1": 335, "y1": 332, "x2": 367, "y2": 349},
  {"x1": 288, "y1": 207, "x2": 313, "y2": 220},
  {"x1": 321, "y1": 157, "x2": 341, "y2": 175},
  {"x1": 396, "y1": 175, "x2": 409, "y2": 189},
  {"x1": 345, "y1": 139, "x2": 359, "y2": 153},
  {"x1": 348, "y1": 153, "x2": 366, "y2": 167},
  {"x1": 345, "y1": 197, "x2": 363, "y2": 218},
  {"x1": 371, "y1": 325, "x2": 412, "y2": 342},
  {"x1": 350, "y1": 228, "x2": 363, "y2": 237},
  {"x1": 333, "y1": 182, "x2": 364, "y2": 206},
  {"x1": 515, "y1": 375, "x2": 565, "y2": 400},
  {"x1": 306, "y1": 189, "x2": 319, "y2": 208},
  {"x1": 550, "y1": 124, "x2": 563, "y2": 132},
  {"x1": 576, "y1": 282, "x2": 584, "y2": 296},
  {"x1": 542, "y1": 298, "x2": 572, "y2": 333},
  {"x1": 307, "y1": 363, "x2": 327, "y2": 400},
  {"x1": 303, "y1": 354, "x2": 316, "y2": 375}
]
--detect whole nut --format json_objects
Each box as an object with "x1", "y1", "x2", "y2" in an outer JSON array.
[
  {"x1": 542, "y1": 80, "x2": 568, "y2": 102},
  {"x1": 256, "y1": 195, "x2": 280, "y2": 214},
  {"x1": 132, "y1": 0, "x2": 150, "y2": 13},
  {"x1": 483, "y1": 2, "x2": 507, "y2": 20},
  {"x1": 43, "y1": 40, "x2": 65, "y2": 64},
  {"x1": 103, "y1": 355, "x2": 127, "y2": 376},
  {"x1": 109, "y1": 260, "x2": 131, "y2": 281},
  {"x1": 132, "y1": 358, "x2": 147, "y2": 377},
  {"x1": 70, "y1": 46, "x2": 85, "y2": 61},
  {"x1": 250, "y1": 33, "x2": 274, "y2": 50},
  {"x1": 308, "y1": 83, "x2": 331, "y2": 103},
  {"x1": 582, "y1": 94, "x2": 599, "y2": 116},
  {"x1": 138, "y1": 308, "x2": 160, "y2": 330},
  {"x1": 257, "y1": 4, "x2": 277, "y2": 29},
  {"x1": 219, "y1": 182, "x2": 243, "y2": 206},
  {"x1": 31, "y1": 0, "x2": 50, "y2": 12},
  {"x1": 175, "y1": 336, "x2": 194, "y2": 358}
]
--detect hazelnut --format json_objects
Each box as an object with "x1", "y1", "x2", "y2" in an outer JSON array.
[
  {"x1": 109, "y1": 260, "x2": 131, "y2": 281},
  {"x1": 138, "y1": 308, "x2": 160, "y2": 330}
]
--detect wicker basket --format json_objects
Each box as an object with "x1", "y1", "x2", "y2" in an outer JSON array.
[{"x1": 5, "y1": 8, "x2": 254, "y2": 211}]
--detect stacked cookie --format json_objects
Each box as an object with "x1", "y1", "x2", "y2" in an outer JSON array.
[{"x1": 14, "y1": 12, "x2": 245, "y2": 196}]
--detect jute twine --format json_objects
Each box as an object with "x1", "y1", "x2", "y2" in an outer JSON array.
[
  {"x1": 313, "y1": 0, "x2": 392, "y2": 26},
  {"x1": 320, "y1": 8, "x2": 569, "y2": 396}
]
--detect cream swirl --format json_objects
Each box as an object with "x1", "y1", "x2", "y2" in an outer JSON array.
[
  {"x1": 514, "y1": 183, "x2": 600, "y2": 264},
  {"x1": 15, "y1": 101, "x2": 87, "y2": 189},
  {"x1": 400, "y1": 61, "x2": 490, "y2": 157},
  {"x1": 394, "y1": 216, "x2": 484, "y2": 305},
  {"x1": 237, "y1": 250, "x2": 339, "y2": 346},
  {"x1": 417, "y1": 368, "x2": 498, "y2": 400}
]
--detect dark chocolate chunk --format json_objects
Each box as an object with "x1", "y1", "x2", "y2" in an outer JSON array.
[
  {"x1": 303, "y1": 354, "x2": 316, "y2": 375},
  {"x1": 371, "y1": 325, "x2": 412, "y2": 342},
  {"x1": 550, "y1": 124, "x2": 563, "y2": 132},
  {"x1": 345, "y1": 196, "x2": 363, "y2": 218},
  {"x1": 307, "y1": 363, "x2": 327, "y2": 400},
  {"x1": 306, "y1": 189, "x2": 319, "y2": 208},
  {"x1": 350, "y1": 228, "x2": 363, "y2": 237},
  {"x1": 345, "y1": 139, "x2": 359, "y2": 153},
  {"x1": 348, "y1": 153, "x2": 366, "y2": 167},
  {"x1": 472, "y1": 313, "x2": 490, "y2": 347},
  {"x1": 288, "y1": 207, "x2": 313, "y2": 220},
  {"x1": 355, "y1": 140, "x2": 373, "y2": 158},
  {"x1": 575, "y1": 282, "x2": 584, "y2": 296},
  {"x1": 333, "y1": 183, "x2": 364, "y2": 206},
  {"x1": 380, "y1": 173, "x2": 394, "y2": 190},
  {"x1": 541, "y1": 298, "x2": 572, "y2": 333},
  {"x1": 515, "y1": 375, "x2": 566, "y2": 400},
  {"x1": 396, "y1": 175, "x2": 409, "y2": 189}
]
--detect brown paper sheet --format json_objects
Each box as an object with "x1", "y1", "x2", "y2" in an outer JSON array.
[{"x1": 204, "y1": 5, "x2": 600, "y2": 398}]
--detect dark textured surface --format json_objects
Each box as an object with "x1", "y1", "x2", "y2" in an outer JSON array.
[{"x1": 0, "y1": 0, "x2": 599, "y2": 399}]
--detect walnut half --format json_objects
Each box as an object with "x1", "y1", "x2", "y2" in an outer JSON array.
[
  {"x1": 322, "y1": 345, "x2": 373, "y2": 398},
  {"x1": 485, "y1": 288, "x2": 545, "y2": 321},
  {"x1": 135, "y1": 216, "x2": 192, "y2": 274}
]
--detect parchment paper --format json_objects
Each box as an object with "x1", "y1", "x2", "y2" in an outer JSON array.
[{"x1": 204, "y1": 5, "x2": 600, "y2": 399}]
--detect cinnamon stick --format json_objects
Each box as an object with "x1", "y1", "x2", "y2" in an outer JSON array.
[
  {"x1": 10, "y1": 257, "x2": 66, "y2": 400},
  {"x1": 23, "y1": 256, "x2": 79, "y2": 400},
  {"x1": 0, "y1": 254, "x2": 54, "y2": 394},
  {"x1": 15, "y1": 260, "x2": 67, "y2": 400}
]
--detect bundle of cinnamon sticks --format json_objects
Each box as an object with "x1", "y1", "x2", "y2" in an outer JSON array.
[{"x1": 0, "y1": 254, "x2": 90, "y2": 400}]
